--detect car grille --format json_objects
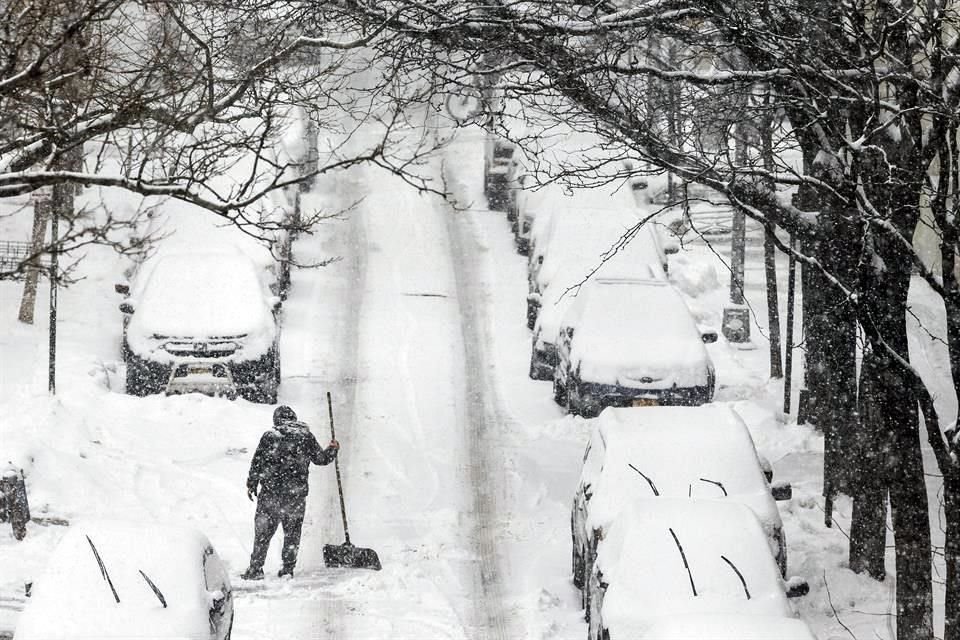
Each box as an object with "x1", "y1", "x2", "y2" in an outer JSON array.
[{"x1": 158, "y1": 335, "x2": 246, "y2": 358}]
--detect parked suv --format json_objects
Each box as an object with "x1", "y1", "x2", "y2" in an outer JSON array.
[{"x1": 118, "y1": 249, "x2": 281, "y2": 403}]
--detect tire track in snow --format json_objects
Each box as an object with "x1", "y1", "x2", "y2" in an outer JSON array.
[
  {"x1": 442, "y1": 169, "x2": 512, "y2": 640},
  {"x1": 313, "y1": 173, "x2": 367, "y2": 639}
]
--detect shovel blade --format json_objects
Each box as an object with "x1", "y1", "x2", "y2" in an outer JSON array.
[{"x1": 323, "y1": 542, "x2": 381, "y2": 571}]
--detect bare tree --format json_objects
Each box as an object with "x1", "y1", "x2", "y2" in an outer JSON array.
[
  {"x1": 309, "y1": 2, "x2": 959, "y2": 638},
  {"x1": 0, "y1": 0, "x2": 445, "y2": 279}
]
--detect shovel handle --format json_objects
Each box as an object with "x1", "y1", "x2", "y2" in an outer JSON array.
[{"x1": 327, "y1": 392, "x2": 351, "y2": 545}]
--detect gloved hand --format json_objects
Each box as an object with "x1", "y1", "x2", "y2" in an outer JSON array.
[
  {"x1": 247, "y1": 487, "x2": 257, "y2": 502},
  {"x1": 328, "y1": 440, "x2": 340, "y2": 453}
]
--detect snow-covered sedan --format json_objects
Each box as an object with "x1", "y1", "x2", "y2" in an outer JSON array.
[
  {"x1": 554, "y1": 279, "x2": 715, "y2": 416},
  {"x1": 587, "y1": 500, "x2": 808, "y2": 640},
  {"x1": 571, "y1": 405, "x2": 793, "y2": 614},
  {"x1": 119, "y1": 249, "x2": 281, "y2": 403},
  {"x1": 15, "y1": 520, "x2": 234, "y2": 640}
]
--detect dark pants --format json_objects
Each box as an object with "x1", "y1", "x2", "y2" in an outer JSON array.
[{"x1": 248, "y1": 491, "x2": 306, "y2": 572}]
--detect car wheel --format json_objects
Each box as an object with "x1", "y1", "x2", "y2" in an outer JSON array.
[
  {"x1": 241, "y1": 349, "x2": 280, "y2": 404},
  {"x1": 572, "y1": 542, "x2": 584, "y2": 590},
  {"x1": 566, "y1": 380, "x2": 580, "y2": 416},
  {"x1": 554, "y1": 374, "x2": 568, "y2": 405},
  {"x1": 125, "y1": 355, "x2": 163, "y2": 396},
  {"x1": 583, "y1": 578, "x2": 591, "y2": 623},
  {"x1": 580, "y1": 396, "x2": 600, "y2": 419},
  {"x1": 526, "y1": 301, "x2": 537, "y2": 331}
]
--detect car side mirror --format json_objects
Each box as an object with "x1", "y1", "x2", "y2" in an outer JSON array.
[
  {"x1": 785, "y1": 576, "x2": 809, "y2": 598},
  {"x1": 771, "y1": 481, "x2": 792, "y2": 501},
  {"x1": 119, "y1": 301, "x2": 135, "y2": 314},
  {"x1": 701, "y1": 331, "x2": 718, "y2": 344},
  {"x1": 115, "y1": 283, "x2": 130, "y2": 295}
]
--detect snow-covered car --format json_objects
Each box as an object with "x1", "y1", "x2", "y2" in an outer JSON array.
[
  {"x1": 484, "y1": 135, "x2": 517, "y2": 211},
  {"x1": 554, "y1": 279, "x2": 715, "y2": 415},
  {"x1": 526, "y1": 204, "x2": 667, "y2": 331},
  {"x1": 571, "y1": 405, "x2": 793, "y2": 609},
  {"x1": 587, "y1": 500, "x2": 808, "y2": 640},
  {"x1": 15, "y1": 520, "x2": 234, "y2": 640},
  {"x1": 119, "y1": 249, "x2": 281, "y2": 403},
  {"x1": 530, "y1": 266, "x2": 666, "y2": 382},
  {"x1": 637, "y1": 613, "x2": 817, "y2": 640},
  {"x1": 512, "y1": 181, "x2": 554, "y2": 255}
]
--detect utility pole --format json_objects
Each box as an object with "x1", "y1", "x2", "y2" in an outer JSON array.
[{"x1": 48, "y1": 186, "x2": 60, "y2": 395}]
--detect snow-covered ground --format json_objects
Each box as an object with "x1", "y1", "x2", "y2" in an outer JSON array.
[{"x1": 0, "y1": 116, "x2": 956, "y2": 639}]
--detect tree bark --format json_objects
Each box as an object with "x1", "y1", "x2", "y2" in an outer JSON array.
[
  {"x1": 946, "y1": 476, "x2": 960, "y2": 640},
  {"x1": 18, "y1": 192, "x2": 50, "y2": 324},
  {"x1": 764, "y1": 227, "x2": 782, "y2": 378}
]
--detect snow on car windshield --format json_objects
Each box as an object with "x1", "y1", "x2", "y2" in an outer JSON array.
[{"x1": 129, "y1": 252, "x2": 272, "y2": 338}]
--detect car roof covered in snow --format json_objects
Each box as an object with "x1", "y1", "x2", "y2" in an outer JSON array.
[
  {"x1": 15, "y1": 520, "x2": 221, "y2": 639},
  {"x1": 637, "y1": 613, "x2": 816, "y2": 640},
  {"x1": 583, "y1": 405, "x2": 780, "y2": 535},
  {"x1": 536, "y1": 266, "x2": 667, "y2": 344},
  {"x1": 596, "y1": 500, "x2": 793, "y2": 636},
  {"x1": 538, "y1": 208, "x2": 641, "y2": 287},
  {"x1": 128, "y1": 249, "x2": 274, "y2": 338}
]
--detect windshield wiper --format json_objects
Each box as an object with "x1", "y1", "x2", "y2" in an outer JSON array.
[
  {"x1": 86, "y1": 535, "x2": 120, "y2": 604},
  {"x1": 721, "y1": 555, "x2": 751, "y2": 599},
  {"x1": 138, "y1": 570, "x2": 167, "y2": 608},
  {"x1": 669, "y1": 527, "x2": 697, "y2": 596},
  {"x1": 698, "y1": 477, "x2": 728, "y2": 496},
  {"x1": 627, "y1": 463, "x2": 660, "y2": 496}
]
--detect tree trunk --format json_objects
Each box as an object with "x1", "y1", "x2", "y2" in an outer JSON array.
[
  {"x1": 849, "y1": 351, "x2": 888, "y2": 580},
  {"x1": 18, "y1": 192, "x2": 50, "y2": 324},
  {"x1": 854, "y1": 166, "x2": 933, "y2": 639},
  {"x1": 946, "y1": 476, "x2": 960, "y2": 640},
  {"x1": 764, "y1": 229, "x2": 782, "y2": 378}
]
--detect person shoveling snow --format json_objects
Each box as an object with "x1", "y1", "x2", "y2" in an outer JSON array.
[{"x1": 241, "y1": 405, "x2": 339, "y2": 580}]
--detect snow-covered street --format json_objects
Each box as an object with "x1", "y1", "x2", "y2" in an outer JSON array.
[{"x1": 1, "y1": 115, "x2": 957, "y2": 640}]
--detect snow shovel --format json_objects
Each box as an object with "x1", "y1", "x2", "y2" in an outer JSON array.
[{"x1": 322, "y1": 391, "x2": 382, "y2": 571}]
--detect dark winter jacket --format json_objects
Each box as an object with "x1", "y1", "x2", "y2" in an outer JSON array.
[{"x1": 246, "y1": 420, "x2": 336, "y2": 498}]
